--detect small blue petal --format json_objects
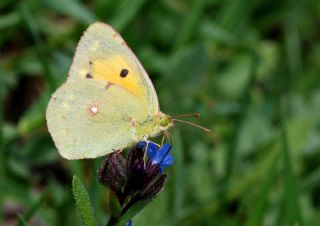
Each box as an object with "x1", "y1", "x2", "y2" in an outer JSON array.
[
  {"x1": 147, "y1": 147, "x2": 154, "y2": 159},
  {"x1": 156, "y1": 144, "x2": 172, "y2": 163},
  {"x1": 161, "y1": 154, "x2": 174, "y2": 167},
  {"x1": 149, "y1": 143, "x2": 173, "y2": 171},
  {"x1": 146, "y1": 142, "x2": 158, "y2": 160},
  {"x1": 137, "y1": 141, "x2": 147, "y2": 149},
  {"x1": 137, "y1": 140, "x2": 174, "y2": 171},
  {"x1": 124, "y1": 220, "x2": 132, "y2": 226}
]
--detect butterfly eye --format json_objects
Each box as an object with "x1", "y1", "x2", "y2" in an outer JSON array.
[{"x1": 120, "y1": 69, "x2": 129, "y2": 77}]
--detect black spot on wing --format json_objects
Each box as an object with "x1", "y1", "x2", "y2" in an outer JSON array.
[
  {"x1": 120, "y1": 69, "x2": 129, "y2": 78},
  {"x1": 86, "y1": 73, "x2": 93, "y2": 79}
]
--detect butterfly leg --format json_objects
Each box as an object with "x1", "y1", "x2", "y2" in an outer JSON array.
[
  {"x1": 142, "y1": 135, "x2": 149, "y2": 167},
  {"x1": 160, "y1": 133, "x2": 165, "y2": 146},
  {"x1": 163, "y1": 130, "x2": 172, "y2": 145}
]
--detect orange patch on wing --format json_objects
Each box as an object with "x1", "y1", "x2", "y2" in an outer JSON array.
[{"x1": 92, "y1": 56, "x2": 143, "y2": 97}]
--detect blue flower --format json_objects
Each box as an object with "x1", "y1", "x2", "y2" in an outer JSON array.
[
  {"x1": 138, "y1": 141, "x2": 174, "y2": 172},
  {"x1": 124, "y1": 220, "x2": 132, "y2": 226}
]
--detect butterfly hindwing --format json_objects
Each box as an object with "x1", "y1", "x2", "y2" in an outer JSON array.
[{"x1": 46, "y1": 79, "x2": 147, "y2": 159}]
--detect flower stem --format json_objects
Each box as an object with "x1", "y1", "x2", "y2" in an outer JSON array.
[{"x1": 106, "y1": 218, "x2": 117, "y2": 226}]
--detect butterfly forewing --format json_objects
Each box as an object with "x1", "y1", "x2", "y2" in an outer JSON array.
[{"x1": 69, "y1": 22, "x2": 159, "y2": 116}]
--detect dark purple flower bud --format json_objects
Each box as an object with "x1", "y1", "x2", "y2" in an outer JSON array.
[
  {"x1": 125, "y1": 145, "x2": 146, "y2": 193},
  {"x1": 100, "y1": 142, "x2": 174, "y2": 226},
  {"x1": 140, "y1": 174, "x2": 167, "y2": 199},
  {"x1": 98, "y1": 151, "x2": 127, "y2": 195}
]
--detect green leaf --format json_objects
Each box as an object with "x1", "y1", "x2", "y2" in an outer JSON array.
[
  {"x1": 43, "y1": 0, "x2": 96, "y2": 24},
  {"x1": 109, "y1": 191, "x2": 121, "y2": 217},
  {"x1": 107, "y1": 198, "x2": 152, "y2": 226},
  {"x1": 115, "y1": 199, "x2": 152, "y2": 226},
  {"x1": 72, "y1": 176, "x2": 97, "y2": 226}
]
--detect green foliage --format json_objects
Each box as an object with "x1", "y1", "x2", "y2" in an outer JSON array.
[
  {"x1": 110, "y1": 199, "x2": 152, "y2": 226},
  {"x1": 1, "y1": 0, "x2": 320, "y2": 225},
  {"x1": 109, "y1": 192, "x2": 121, "y2": 218},
  {"x1": 72, "y1": 176, "x2": 97, "y2": 226}
]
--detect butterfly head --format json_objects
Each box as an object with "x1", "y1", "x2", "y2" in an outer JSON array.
[
  {"x1": 147, "y1": 113, "x2": 173, "y2": 138},
  {"x1": 159, "y1": 114, "x2": 172, "y2": 128}
]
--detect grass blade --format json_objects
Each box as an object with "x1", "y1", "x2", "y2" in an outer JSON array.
[
  {"x1": 224, "y1": 50, "x2": 258, "y2": 182},
  {"x1": 244, "y1": 154, "x2": 278, "y2": 226},
  {"x1": 0, "y1": 82, "x2": 4, "y2": 226},
  {"x1": 279, "y1": 97, "x2": 304, "y2": 226},
  {"x1": 175, "y1": 0, "x2": 207, "y2": 48},
  {"x1": 16, "y1": 194, "x2": 46, "y2": 226},
  {"x1": 110, "y1": 199, "x2": 152, "y2": 226},
  {"x1": 17, "y1": 214, "x2": 27, "y2": 226},
  {"x1": 72, "y1": 176, "x2": 97, "y2": 226},
  {"x1": 43, "y1": 0, "x2": 96, "y2": 24},
  {"x1": 168, "y1": 129, "x2": 185, "y2": 226},
  {"x1": 18, "y1": 1, "x2": 57, "y2": 92},
  {"x1": 300, "y1": 166, "x2": 320, "y2": 193},
  {"x1": 110, "y1": 0, "x2": 147, "y2": 31}
]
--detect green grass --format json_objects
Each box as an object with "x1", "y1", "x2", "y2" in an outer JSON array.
[{"x1": 1, "y1": 0, "x2": 320, "y2": 225}]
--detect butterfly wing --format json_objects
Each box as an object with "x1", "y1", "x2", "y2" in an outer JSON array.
[
  {"x1": 46, "y1": 79, "x2": 146, "y2": 159},
  {"x1": 69, "y1": 22, "x2": 159, "y2": 116}
]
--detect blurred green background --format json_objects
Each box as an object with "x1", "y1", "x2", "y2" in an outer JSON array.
[{"x1": 1, "y1": 0, "x2": 320, "y2": 225}]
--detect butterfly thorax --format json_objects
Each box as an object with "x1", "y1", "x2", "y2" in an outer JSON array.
[{"x1": 135, "y1": 113, "x2": 173, "y2": 139}]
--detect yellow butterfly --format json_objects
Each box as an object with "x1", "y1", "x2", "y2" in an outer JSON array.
[{"x1": 46, "y1": 22, "x2": 174, "y2": 159}]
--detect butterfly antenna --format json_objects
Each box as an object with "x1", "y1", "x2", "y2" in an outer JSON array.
[
  {"x1": 172, "y1": 119, "x2": 211, "y2": 133},
  {"x1": 171, "y1": 113, "x2": 200, "y2": 119}
]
